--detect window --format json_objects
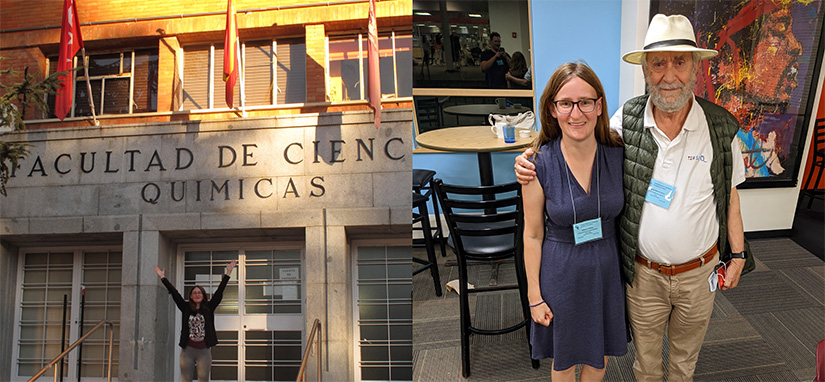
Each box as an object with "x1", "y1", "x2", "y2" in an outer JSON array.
[
  {"x1": 328, "y1": 33, "x2": 412, "y2": 102},
  {"x1": 47, "y1": 49, "x2": 158, "y2": 118},
  {"x1": 15, "y1": 249, "x2": 121, "y2": 379},
  {"x1": 182, "y1": 39, "x2": 307, "y2": 110},
  {"x1": 353, "y1": 245, "x2": 413, "y2": 381}
]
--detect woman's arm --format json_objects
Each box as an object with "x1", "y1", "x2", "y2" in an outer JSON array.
[
  {"x1": 505, "y1": 72, "x2": 530, "y2": 88},
  {"x1": 522, "y1": 176, "x2": 553, "y2": 326},
  {"x1": 156, "y1": 266, "x2": 188, "y2": 311},
  {"x1": 209, "y1": 260, "x2": 236, "y2": 309}
]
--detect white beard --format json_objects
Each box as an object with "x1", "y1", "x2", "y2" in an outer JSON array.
[{"x1": 648, "y1": 72, "x2": 697, "y2": 112}]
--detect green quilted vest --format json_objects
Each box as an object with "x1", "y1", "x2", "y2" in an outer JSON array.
[{"x1": 618, "y1": 95, "x2": 754, "y2": 286}]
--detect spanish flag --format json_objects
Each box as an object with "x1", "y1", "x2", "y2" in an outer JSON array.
[
  {"x1": 367, "y1": 0, "x2": 381, "y2": 128},
  {"x1": 54, "y1": 0, "x2": 84, "y2": 120},
  {"x1": 223, "y1": 0, "x2": 239, "y2": 108}
]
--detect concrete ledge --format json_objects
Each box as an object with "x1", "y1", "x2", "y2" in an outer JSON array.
[
  {"x1": 200, "y1": 212, "x2": 262, "y2": 230},
  {"x1": 83, "y1": 215, "x2": 140, "y2": 233},
  {"x1": 0, "y1": 218, "x2": 29, "y2": 235},
  {"x1": 261, "y1": 209, "x2": 324, "y2": 228},
  {"x1": 325, "y1": 207, "x2": 390, "y2": 226},
  {"x1": 141, "y1": 213, "x2": 203, "y2": 231}
]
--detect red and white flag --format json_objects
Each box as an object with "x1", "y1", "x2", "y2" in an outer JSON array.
[
  {"x1": 54, "y1": 0, "x2": 83, "y2": 120},
  {"x1": 223, "y1": 0, "x2": 239, "y2": 108},
  {"x1": 367, "y1": 0, "x2": 381, "y2": 128}
]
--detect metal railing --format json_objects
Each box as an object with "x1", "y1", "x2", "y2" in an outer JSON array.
[
  {"x1": 28, "y1": 320, "x2": 115, "y2": 382},
  {"x1": 296, "y1": 318, "x2": 323, "y2": 382}
]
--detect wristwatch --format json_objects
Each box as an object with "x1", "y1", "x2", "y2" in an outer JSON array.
[{"x1": 729, "y1": 251, "x2": 747, "y2": 259}]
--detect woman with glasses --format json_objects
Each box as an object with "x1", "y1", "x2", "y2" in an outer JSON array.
[
  {"x1": 522, "y1": 62, "x2": 628, "y2": 381},
  {"x1": 154, "y1": 260, "x2": 236, "y2": 382}
]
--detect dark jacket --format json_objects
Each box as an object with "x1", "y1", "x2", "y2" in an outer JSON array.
[
  {"x1": 618, "y1": 95, "x2": 754, "y2": 285},
  {"x1": 161, "y1": 274, "x2": 230, "y2": 348}
]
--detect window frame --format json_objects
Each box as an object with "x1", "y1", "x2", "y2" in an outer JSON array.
[
  {"x1": 326, "y1": 31, "x2": 412, "y2": 103},
  {"x1": 180, "y1": 37, "x2": 309, "y2": 111},
  {"x1": 46, "y1": 48, "x2": 157, "y2": 119},
  {"x1": 412, "y1": 0, "x2": 536, "y2": 142}
]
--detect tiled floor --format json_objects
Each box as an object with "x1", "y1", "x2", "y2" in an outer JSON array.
[{"x1": 412, "y1": 238, "x2": 825, "y2": 381}]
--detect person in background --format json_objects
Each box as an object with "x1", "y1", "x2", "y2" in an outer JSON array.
[
  {"x1": 506, "y1": 51, "x2": 532, "y2": 89},
  {"x1": 515, "y1": 15, "x2": 754, "y2": 381},
  {"x1": 155, "y1": 260, "x2": 237, "y2": 382},
  {"x1": 523, "y1": 61, "x2": 628, "y2": 381},
  {"x1": 480, "y1": 32, "x2": 511, "y2": 88}
]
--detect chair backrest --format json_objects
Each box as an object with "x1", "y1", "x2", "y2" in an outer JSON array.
[
  {"x1": 433, "y1": 179, "x2": 522, "y2": 261},
  {"x1": 415, "y1": 97, "x2": 443, "y2": 133},
  {"x1": 815, "y1": 118, "x2": 825, "y2": 153}
]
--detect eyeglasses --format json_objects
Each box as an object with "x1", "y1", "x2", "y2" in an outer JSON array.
[{"x1": 553, "y1": 98, "x2": 600, "y2": 114}]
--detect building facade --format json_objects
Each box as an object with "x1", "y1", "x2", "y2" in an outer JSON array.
[{"x1": 0, "y1": 0, "x2": 413, "y2": 380}]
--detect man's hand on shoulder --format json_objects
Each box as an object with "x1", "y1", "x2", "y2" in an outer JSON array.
[{"x1": 515, "y1": 148, "x2": 537, "y2": 185}]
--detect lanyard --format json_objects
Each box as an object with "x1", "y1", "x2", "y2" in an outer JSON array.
[{"x1": 563, "y1": 144, "x2": 600, "y2": 224}]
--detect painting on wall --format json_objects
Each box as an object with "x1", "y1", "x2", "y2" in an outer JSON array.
[{"x1": 651, "y1": 0, "x2": 825, "y2": 187}]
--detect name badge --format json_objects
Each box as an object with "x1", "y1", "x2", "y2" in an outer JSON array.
[
  {"x1": 573, "y1": 217, "x2": 603, "y2": 245},
  {"x1": 645, "y1": 178, "x2": 676, "y2": 209},
  {"x1": 496, "y1": 59, "x2": 504, "y2": 66}
]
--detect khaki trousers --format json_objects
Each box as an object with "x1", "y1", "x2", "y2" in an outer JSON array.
[{"x1": 626, "y1": 253, "x2": 717, "y2": 382}]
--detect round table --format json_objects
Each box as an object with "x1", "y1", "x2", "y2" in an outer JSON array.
[
  {"x1": 442, "y1": 104, "x2": 531, "y2": 116},
  {"x1": 415, "y1": 125, "x2": 537, "y2": 186},
  {"x1": 442, "y1": 104, "x2": 531, "y2": 125}
]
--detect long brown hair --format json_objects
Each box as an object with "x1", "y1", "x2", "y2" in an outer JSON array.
[
  {"x1": 509, "y1": 51, "x2": 528, "y2": 78},
  {"x1": 531, "y1": 62, "x2": 622, "y2": 153},
  {"x1": 188, "y1": 285, "x2": 209, "y2": 312}
]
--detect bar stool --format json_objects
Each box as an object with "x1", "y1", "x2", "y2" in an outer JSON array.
[
  {"x1": 413, "y1": 192, "x2": 442, "y2": 296},
  {"x1": 413, "y1": 169, "x2": 447, "y2": 257},
  {"x1": 433, "y1": 179, "x2": 538, "y2": 377}
]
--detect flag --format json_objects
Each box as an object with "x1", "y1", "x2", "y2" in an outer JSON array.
[
  {"x1": 367, "y1": 0, "x2": 381, "y2": 128},
  {"x1": 54, "y1": 0, "x2": 83, "y2": 121},
  {"x1": 223, "y1": 0, "x2": 239, "y2": 108}
]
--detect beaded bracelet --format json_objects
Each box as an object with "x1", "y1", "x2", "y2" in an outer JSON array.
[{"x1": 528, "y1": 300, "x2": 545, "y2": 308}]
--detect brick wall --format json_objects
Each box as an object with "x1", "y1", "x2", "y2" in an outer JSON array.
[{"x1": 305, "y1": 24, "x2": 327, "y2": 103}]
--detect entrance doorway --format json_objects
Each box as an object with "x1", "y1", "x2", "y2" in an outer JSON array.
[{"x1": 176, "y1": 245, "x2": 305, "y2": 381}]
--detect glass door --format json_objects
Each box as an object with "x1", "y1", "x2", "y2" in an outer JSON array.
[{"x1": 179, "y1": 246, "x2": 305, "y2": 381}]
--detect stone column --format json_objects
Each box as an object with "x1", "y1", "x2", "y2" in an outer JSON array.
[
  {"x1": 305, "y1": 221, "x2": 353, "y2": 381},
  {"x1": 0, "y1": 241, "x2": 20, "y2": 379},
  {"x1": 118, "y1": 227, "x2": 177, "y2": 381}
]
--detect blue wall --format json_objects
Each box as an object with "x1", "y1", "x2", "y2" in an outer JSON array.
[{"x1": 413, "y1": 1, "x2": 622, "y2": 189}]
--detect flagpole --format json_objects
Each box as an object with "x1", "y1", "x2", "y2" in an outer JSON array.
[
  {"x1": 238, "y1": 37, "x2": 246, "y2": 117},
  {"x1": 81, "y1": 48, "x2": 98, "y2": 126}
]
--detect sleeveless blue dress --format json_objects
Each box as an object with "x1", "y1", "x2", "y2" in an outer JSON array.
[{"x1": 530, "y1": 138, "x2": 629, "y2": 370}]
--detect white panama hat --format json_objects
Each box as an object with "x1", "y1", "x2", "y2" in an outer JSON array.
[{"x1": 622, "y1": 14, "x2": 718, "y2": 65}]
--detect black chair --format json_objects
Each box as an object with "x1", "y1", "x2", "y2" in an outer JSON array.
[
  {"x1": 413, "y1": 169, "x2": 446, "y2": 257},
  {"x1": 802, "y1": 118, "x2": 825, "y2": 208},
  {"x1": 414, "y1": 97, "x2": 443, "y2": 134},
  {"x1": 413, "y1": 192, "x2": 442, "y2": 296},
  {"x1": 433, "y1": 179, "x2": 538, "y2": 377}
]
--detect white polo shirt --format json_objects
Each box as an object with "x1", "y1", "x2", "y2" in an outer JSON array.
[{"x1": 610, "y1": 96, "x2": 746, "y2": 264}]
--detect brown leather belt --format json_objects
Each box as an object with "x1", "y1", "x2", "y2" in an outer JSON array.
[{"x1": 635, "y1": 244, "x2": 718, "y2": 276}]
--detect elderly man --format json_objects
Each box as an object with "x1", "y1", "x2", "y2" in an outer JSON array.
[{"x1": 515, "y1": 14, "x2": 755, "y2": 381}]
